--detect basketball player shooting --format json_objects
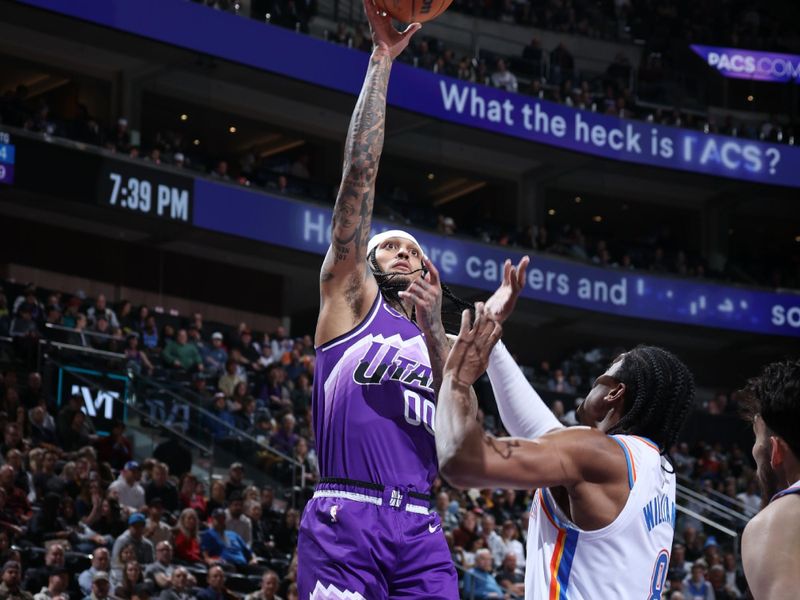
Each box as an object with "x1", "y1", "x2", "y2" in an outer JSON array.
[
  {"x1": 296, "y1": 1, "x2": 459, "y2": 598},
  {"x1": 739, "y1": 360, "x2": 800, "y2": 599},
  {"x1": 429, "y1": 258, "x2": 695, "y2": 600}
]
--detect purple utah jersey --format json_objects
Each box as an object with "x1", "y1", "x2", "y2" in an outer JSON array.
[{"x1": 313, "y1": 290, "x2": 437, "y2": 492}]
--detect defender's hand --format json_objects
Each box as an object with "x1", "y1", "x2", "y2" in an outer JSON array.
[
  {"x1": 484, "y1": 256, "x2": 529, "y2": 324},
  {"x1": 400, "y1": 257, "x2": 443, "y2": 335},
  {"x1": 444, "y1": 303, "x2": 502, "y2": 387},
  {"x1": 363, "y1": 0, "x2": 421, "y2": 61}
]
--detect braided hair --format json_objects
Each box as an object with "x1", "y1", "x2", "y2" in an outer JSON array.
[
  {"x1": 367, "y1": 247, "x2": 473, "y2": 331},
  {"x1": 606, "y1": 345, "x2": 695, "y2": 454}
]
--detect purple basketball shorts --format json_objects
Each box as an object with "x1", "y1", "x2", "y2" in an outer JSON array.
[{"x1": 297, "y1": 482, "x2": 458, "y2": 599}]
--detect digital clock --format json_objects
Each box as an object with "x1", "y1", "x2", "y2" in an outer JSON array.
[{"x1": 98, "y1": 160, "x2": 193, "y2": 222}]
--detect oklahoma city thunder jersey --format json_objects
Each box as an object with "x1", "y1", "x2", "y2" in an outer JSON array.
[
  {"x1": 312, "y1": 291, "x2": 438, "y2": 492},
  {"x1": 526, "y1": 435, "x2": 676, "y2": 600}
]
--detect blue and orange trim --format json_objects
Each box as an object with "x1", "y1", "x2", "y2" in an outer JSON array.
[
  {"x1": 611, "y1": 435, "x2": 637, "y2": 490},
  {"x1": 539, "y1": 490, "x2": 580, "y2": 600}
]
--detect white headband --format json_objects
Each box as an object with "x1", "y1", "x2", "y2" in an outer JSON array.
[
  {"x1": 604, "y1": 354, "x2": 626, "y2": 379},
  {"x1": 367, "y1": 230, "x2": 424, "y2": 258}
]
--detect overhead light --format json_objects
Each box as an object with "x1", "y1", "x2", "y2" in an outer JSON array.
[
  {"x1": 180, "y1": 114, "x2": 188, "y2": 121},
  {"x1": 229, "y1": 126, "x2": 237, "y2": 134},
  {"x1": 547, "y1": 209, "x2": 556, "y2": 216},
  {"x1": 592, "y1": 215, "x2": 603, "y2": 223},
  {"x1": 747, "y1": 95, "x2": 754, "y2": 102},
  {"x1": 193, "y1": 139, "x2": 200, "y2": 146},
  {"x1": 574, "y1": 196, "x2": 582, "y2": 203},
  {"x1": 427, "y1": 173, "x2": 435, "y2": 180}
]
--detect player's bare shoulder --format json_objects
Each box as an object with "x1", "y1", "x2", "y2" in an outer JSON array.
[{"x1": 743, "y1": 494, "x2": 800, "y2": 599}]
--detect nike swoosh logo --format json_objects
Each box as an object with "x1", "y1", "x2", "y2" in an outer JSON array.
[{"x1": 428, "y1": 523, "x2": 441, "y2": 533}]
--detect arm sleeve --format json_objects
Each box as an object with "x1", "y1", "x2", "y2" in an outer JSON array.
[{"x1": 486, "y1": 340, "x2": 564, "y2": 439}]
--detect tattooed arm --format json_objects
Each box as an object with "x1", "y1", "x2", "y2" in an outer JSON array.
[
  {"x1": 400, "y1": 257, "x2": 449, "y2": 395},
  {"x1": 436, "y1": 305, "x2": 627, "y2": 495},
  {"x1": 316, "y1": 1, "x2": 420, "y2": 346}
]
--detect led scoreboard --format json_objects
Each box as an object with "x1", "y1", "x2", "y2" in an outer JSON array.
[{"x1": 0, "y1": 132, "x2": 14, "y2": 185}]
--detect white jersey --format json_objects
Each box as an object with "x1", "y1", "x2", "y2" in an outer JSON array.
[{"x1": 526, "y1": 434, "x2": 675, "y2": 600}]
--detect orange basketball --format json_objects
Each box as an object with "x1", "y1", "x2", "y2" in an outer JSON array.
[{"x1": 375, "y1": 0, "x2": 454, "y2": 23}]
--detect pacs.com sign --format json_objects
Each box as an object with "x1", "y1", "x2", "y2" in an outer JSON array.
[
  {"x1": 19, "y1": 0, "x2": 800, "y2": 188},
  {"x1": 691, "y1": 44, "x2": 800, "y2": 83}
]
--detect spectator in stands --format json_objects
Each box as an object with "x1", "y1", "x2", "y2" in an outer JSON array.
[
  {"x1": 244, "y1": 571, "x2": 281, "y2": 600},
  {"x1": 269, "y1": 414, "x2": 297, "y2": 457},
  {"x1": 259, "y1": 487, "x2": 282, "y2": 535},
  {"x1": 200, "y1": 508, "x2": 258, "y2": 570},
  {"x1": 453, "y1": 509, "x2": 479, "y2": 550},
  {"x1": 22, "y1": 544, "x2": 65, "y2": 595},
  {"x1": 112, "y1": 513, "x2": 155, "y2": 567},
  {"x1": 9, "y1": 305, "x2": 40, "y2": 367},
  {"x1": 0, "y1": 466, "x2": 31, "y2": 524},
  {"x1": 203, "y1": 333, "x2": 228, "y2": 376},
  {"x1": 144, "y1": 463, "x2": 179, "y2": 514},
  {"x1": 546, "y1": 368, "x2": 575, "y2": 394},
  {"x1": 173, "y1": 508, "x2": 203, "y2": 564},
  {"x1": 115, "y1": 561, "x2": 144, "y2": 600},
  {"x1": 261, "y1": 366, "x2": 291, "y2": 412},
  {"x1": 434, "y1": 492, "x2": 459, "y2": 532},
  {"x1": 462, "y1": 548, "x2": 504, "y2": 599},
  {"x1": 86, "y1": 571, "x2": 112, "y2": 600},
  {"x1": 224, "y1": 464, "x2": 246, "y2": 500},
  {"x1": 218, "y1": 361, "x2": 245, "y2": 398},
  {"x1": 490, "y1": 59, "x2": 518, "y2": 93},
  {"x1": 245, "y1": 501, "x2": 270, "y2": 557},
  {"x1": 28, "y1": 407, "x2": 57, "y2": 449},
  {"x1": 32, "y1": 566, "x2": 69, "y2": 600},
  {"x1": 211, "y1": 161, "x2": 229, "y2": 181},
  {"x1": 495, "y1": 552, "x2": 524, "y2": 596},
  {"x1": 157, "y1": 567, "x2": 192, "y2": 600},
  {"x1": 497, "y1": 520, "x2": 525, "y2": 568},
  {"x1": 144, "y1": 542, "x2": 178, "y2": 594},
  {"x1": 549, "y1": 42, "x2": 574, "y2": 85},
  {"x1": 273, "y1": 508, "x2": 299, "y2": 556},
  {"x1": 196, "y1": 566, "x2": 235, "y2": 600},
  {"x1": 141, "y1": 316, "x2": 159, "y2": 350},
  {"x1": 89, "y1": 314, "x2": 120, "y2": 353},
  {"x1": 225, "y1": 492, "x2": 252, "y2": 546},
  {"x1": 109, "y1": 461, "x2": 146, "y2": 512},
  {"x1": 671, "y1": 543, "x2": 692, "y2": 574},
  {"x1": 125, "y1": 335, "x2": 154, "y2": 376},
  {"x1": 78, "y1": 548, "x2": 111, "y2": 596},
  {"x1": 87, "y1": 294, "x2": 120, "y2": 329},
  {"x1": 736, "y1": 479, "x2": 760, "y2": 517},
  {"x1": 144, "y1": 501, "x2": 173, "y2": 547},
  {"x1": 708, "y1": 563, "x2": 739, "y2": 600},
  {"x1": 163, "y1": 330, "x2": 203, "y2": 372},
  {"x1": 108, "y1": 118, "x2": 131, "y2": 152},
  {"x1": 0, "y1": 561, "x2": 31, "y2": 600},
  {"x1": 684, "y1": 561, "x2": 713, "y2": 600},
  {"x1": 95, "y1": 420, "x2": 133, "y2": 471}
]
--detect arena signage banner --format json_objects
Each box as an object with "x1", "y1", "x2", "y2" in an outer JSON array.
[
  {"x1": 691, "y1": 44, "x2": 800, "y2": 83},
  {"x1": 20, "y1": 0, "x2": 800, "y2": 188},
  {"x1": 56, "y1": 365, "x2": 128, "y2": 435},
  {"x1": 193, "y1": 179, "x2": 800, "y2": 337}
]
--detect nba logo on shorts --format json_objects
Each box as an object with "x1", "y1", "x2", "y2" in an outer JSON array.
[{"x1": 390, "y1": 489, "x2": 403, "y2": 508}]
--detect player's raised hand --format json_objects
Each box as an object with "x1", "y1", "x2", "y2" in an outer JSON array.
[
  {"x1": 444, "y1": 303, "x2": 502, "y2": 387},
  {"x1": 363, "y1": 0, "x2": 421, "y2": 61},
  {"x1": 484, "y1": 256, "x2": 530, "y2": 324},
  {"x1": 399, "y1": 257, "x2": 443, "y2": 335}
]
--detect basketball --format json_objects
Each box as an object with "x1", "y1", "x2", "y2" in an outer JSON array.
[{"x1": 375, "y1": 0, "x2": 454, "y2": 23}]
